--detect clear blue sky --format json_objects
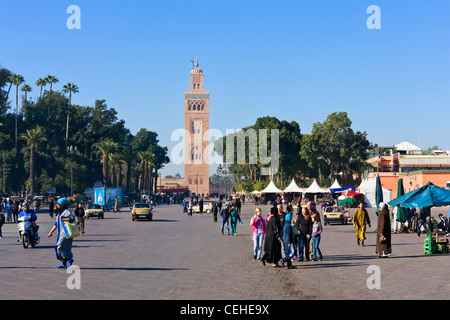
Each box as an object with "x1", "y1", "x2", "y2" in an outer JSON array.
[{"x1": 1, "y1": 0, "x2": 449, "y2": 176}]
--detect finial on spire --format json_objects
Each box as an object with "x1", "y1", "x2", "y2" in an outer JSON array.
[{"x1": 195, "y1": 57, "x2": 199, "y2": 68}]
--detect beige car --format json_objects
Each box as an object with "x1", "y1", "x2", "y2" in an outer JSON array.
[
  {"x1": 132, "y1": 203, "x2": 153, "y2": 221},
  {"x1": 192, "y1": 201, "x2": 213, "y2": 213},
  {"x1": 86, "y1": 203, "x2": 104, "y2": 219}
]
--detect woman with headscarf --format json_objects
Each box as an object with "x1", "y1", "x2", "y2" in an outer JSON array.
[
  {"x1": 48, "y1": 198, "x2": 75, "y2": 268},
  {"x1": 261, "y1": 207, "x2": 282, "y2": 267},
  {"x1": 376, "y1": 202, "x2": 392, "y2": 258}
]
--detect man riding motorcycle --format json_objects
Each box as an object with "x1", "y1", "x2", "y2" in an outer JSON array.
[{"x1": 18, "y1": 201, "x2": 39, "y2": 241}]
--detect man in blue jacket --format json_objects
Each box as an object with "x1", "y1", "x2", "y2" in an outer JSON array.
[{"x1": 18, "y1": 201, "x2": 39, "y2": 240}]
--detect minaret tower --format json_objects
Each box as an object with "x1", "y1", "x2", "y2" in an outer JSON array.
[{"x1": 184, "y1": 58, "x2": 210, "y2": 196}]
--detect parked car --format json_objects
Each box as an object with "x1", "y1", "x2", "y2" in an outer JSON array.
[
  {"x1": 132, "y1": 202, "x2": 153, "y2": 221},
  {"x1": 323, "y1": 206, "x2": 350, "y2": 225},
  {"x1": 86, "y1": 203, "x2": 104, "y2": 219},
  {"x1": 192, "y1": 201, "x2": 213, "y2": 213}
]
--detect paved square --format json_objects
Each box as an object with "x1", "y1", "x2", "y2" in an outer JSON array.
[{"x1": 1, "y1": 202, "x2": 449, "y2": 300}]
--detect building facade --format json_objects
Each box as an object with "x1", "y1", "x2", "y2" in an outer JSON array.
[
  {"x1": 365, "y1": 141, "x2": 450, "y2": 198},
  {"x1": 184, "y1": 58, "x2": 210, "y2": 196}
]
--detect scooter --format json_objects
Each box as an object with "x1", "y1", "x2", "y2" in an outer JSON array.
[{"x1": 17, "y1": 215, "x2": 40, "y2": 248}]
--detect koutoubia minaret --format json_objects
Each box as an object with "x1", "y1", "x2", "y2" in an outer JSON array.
[{"x1": 184, "y1": 58, "x2": 210, "y2": 196}]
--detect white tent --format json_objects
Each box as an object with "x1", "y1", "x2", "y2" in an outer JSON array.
[
  {"x1": 283, "y1": 179, "x2": 304, "y2": 193},
  {"x1": 356, "y1": 178, "x2": 392, "y2": 208},
  {"x1": 260, "y1": 180, "x2": 283, "y2": 194},
  {"x1": 250, "y1": 190, "x2": 261, "y2": 195},
  {"x1": 395, "y1": 141, "x2": 422, "y2": 155},
  {"x1": 327, "y1": 179, "x2": 342, "y2": 192},
  {"x1": 304, "y1": 179, "x2": 326, "y2": 194}
]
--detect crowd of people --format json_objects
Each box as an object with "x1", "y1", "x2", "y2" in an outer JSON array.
[{"x1": 210, "y1": 194, "x2": 450, "y2": 268}]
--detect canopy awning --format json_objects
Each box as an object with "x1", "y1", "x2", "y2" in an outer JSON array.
[
  {"x1": 260, "y1": 180, "x2": 283, "y2": 194},
  {"x1": 304, "y1": 179, "x2": 326, "y2": 193},
  {"x1": 283, "y1": 179, "x2": 304, "y2": 193},
  {"x1": 388, "y1": 182, "x2": 450, "y2": 208}
]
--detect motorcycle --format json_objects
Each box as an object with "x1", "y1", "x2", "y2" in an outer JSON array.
[{"x1": 17, "y1": 215, "x2": 40, "y2": 248}]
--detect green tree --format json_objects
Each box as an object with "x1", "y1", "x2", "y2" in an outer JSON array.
[
  {"x1": 20, "y1": 126, "x2": 47, "y2": 196},
  {"x1": 94, "y1": 139, "x2": 118, "y2": 187},
  {"x1": 62, "y1": 82, "x2": 79, "y2": 148},
  {"x1": 20, "y1": 84, "x2": 32, "y2": 101},
  {"x1": 35, "y1": 78, "x2": 47, "y2": 99},
  {"x1": 9, "y1": 74, "x2": 25, "y2": 148},
  {"x1": 301, "y1": 112, "x2": 371, "y2": 183},
  {"x1": 45, "y1": 75, "x2": 58, "y2": 93},
  {"x1": 20, "y1": 84, "x2": 32, "y2": 120}
]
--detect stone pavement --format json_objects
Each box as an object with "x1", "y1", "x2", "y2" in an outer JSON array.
[{"x1": 0, "y1": 202, "x2": 449, "y2": 301}]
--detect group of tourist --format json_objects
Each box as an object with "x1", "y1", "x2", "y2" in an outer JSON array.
[
  {"x1": 244, "y1": 198, "x2": 396, "y2": 269},
  {"x1": 248, "y1": 200, "x2": 323, "y2": 269}
]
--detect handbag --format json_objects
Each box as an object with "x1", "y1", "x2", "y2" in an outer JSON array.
[{"x1": 62, "y1": 220, "x2": 81, "y2": 239}]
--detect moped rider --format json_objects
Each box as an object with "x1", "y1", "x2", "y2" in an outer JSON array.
[{"x1": 18, "y1": 201, "x2": 39, "y2": 241}]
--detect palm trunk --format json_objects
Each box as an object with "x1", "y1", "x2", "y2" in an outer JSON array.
[
  {"x1": 126, "y1": 162, "x2": 131, "y2": 194},
  {"x1": 30, "y1": 144, "x2": 35, "y2": 196},
  {"x1": 110, "y1": 165, "x2": 115, "y2": 187},
  {"x1": 138, "y1": 161, "x2": 144, "y2": 194},
  {"x1": 66, "y1": 92, "x2": 71, "y2": 149},
  {"x1": 103, "y1": 155, "x2": 108, "y2": 187},
  {"x1": 15, "y1": 84, "x2": 18, "y2": 149},
  {"x1": 143, "y1": 161, "x2": 148, "y2": 194},
  {"x1": 116, "y1": 164, "x2": 122, "y2": 188}
]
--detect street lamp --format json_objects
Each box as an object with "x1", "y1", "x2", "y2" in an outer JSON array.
[{"x1": 67, "y1": 145, "x2": 77, "y2": 197}]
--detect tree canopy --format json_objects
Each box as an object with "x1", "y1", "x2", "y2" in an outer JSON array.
[{"x1": 0, "y1": 65, "x2": 169, "y2": 196}]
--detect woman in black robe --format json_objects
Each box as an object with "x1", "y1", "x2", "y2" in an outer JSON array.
[{"x1": 261, "y1": 207, "x2": 282, "y2": 267}]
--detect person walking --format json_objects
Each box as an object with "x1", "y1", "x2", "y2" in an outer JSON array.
[
  {"x1": 219, "y1": 204, "x2": 230, "y2": 235},
  {"x1": 250, "y1": 208, "x2": 266, "y2": 261},
  {"x1": 74, "y1": 202, "x2": 86, "y2": 235},
  {"x1": 311, "y1": 213, "x2": 323, "y2": 261},
  {"x1": 5, "y1": 201, "x2": 13, "y2": 223},
  {"x1": 12, "y1": 200, "x2": 19, "y2": 223},
  {"x1": 47, "y1": 198, "x2": 75, "y2": 269},
  {"x1": 295, "y1": 207, "x2": 312, "y2": 261},
  {"x1": 0, "y1": 210, "x2": 5, "y2": 239},
  {"x1": 376, "y1": 202, "x2": 392, "y2": 258},
  {"x1": 281, "y1": 213, "x2": 296, "y2": 269},
  {"x1": 199, "y1": 198, "x2": 204, "y2": 214},
  {"x1": 353, "y1": 202, "x2": 371, "y2": 246},
  {"x1": 114, "y1": 198, "x2": 120, "y2": 213},
  {"x1": 48, "y1": 198, "x2": 55, "y2": 219},
  {"x1": 188, "y1": 200, "x2": 193, "y2": 217},
  {"x1": 212, "y1": 202, "x2": 218, "y2": 222},
  {"x1": 230, "y1": 206, "x2": 243, "y2": 235},
  {"x1": 261, "y1": 207, "x2": 282, "y2": 267}
]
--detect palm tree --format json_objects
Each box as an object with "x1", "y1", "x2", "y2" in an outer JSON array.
[
  {"x1": 108, "y1": 152, "x2": 118, "y2": 187},
  {"x1": 115, "y1": 153, "x2": 125, "y2": 188},
  {"x1": 121, "y1": 148, "x2": 136, "y2": 194},
  {"x1": 62, "y1": 82, "x2": 79, "y2": 149},
  {"x1": 137, "y1": 151, "x2": 146, "y2": 194},
  {"x1": 35, "y1": 78, "x2": 47, "y2": 99},
  {"x1": 21, "y1": 84, "x2": 32, "y2": 101},
  {"x1": 138, "y1": 151, "x2": 155, "y2": 194},
  {"x1": 45, "y1": 75, "x2": 58, "y2": 93},
  {"x1": 9, "y1": 74, "x2": 25, "y2": 149},
  {"x1": 20, "y1": 84, "x2": 32, "y2": 120},
  {"x1": 20, "y1": 126, "x2": 47, "y2": 197},
  {"x1": 93, "y1": 139, "x2": 118, "y2": 187}
]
